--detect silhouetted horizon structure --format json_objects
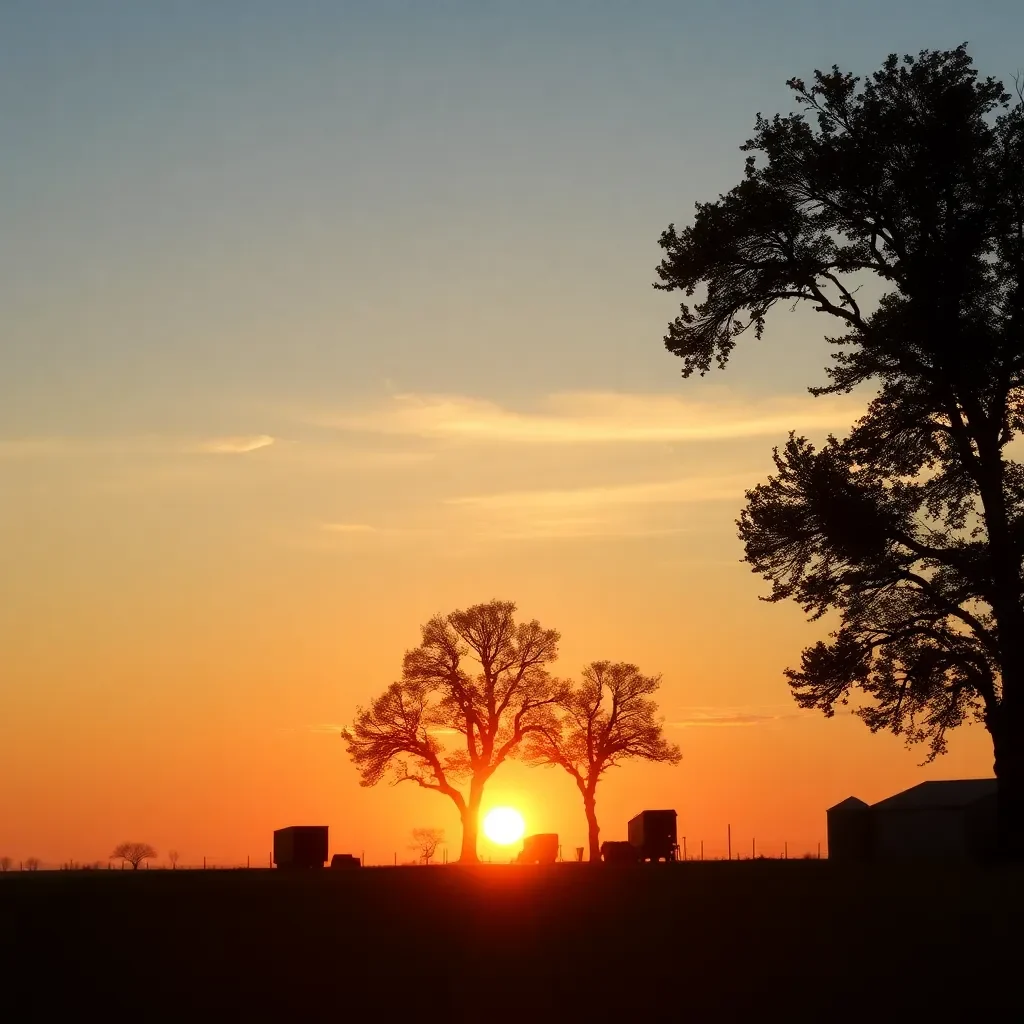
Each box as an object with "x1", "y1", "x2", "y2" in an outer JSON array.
[
  {"x1": 273, "y1": 826, "x2": 329, "y2": 869},
  {"x1": 628, "y1": 809, "x2": 678, "y2": 862},
  {"x1": 828, "y1": 780, "x2": 998, "y2": 861},
  {"x1": 517, "y1": 834, "x2": 558, "y2": 864}
]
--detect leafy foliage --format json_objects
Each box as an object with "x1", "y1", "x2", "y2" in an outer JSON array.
[{"x1": 655, "y1": 46, "x2": 1024, "y2": 766}]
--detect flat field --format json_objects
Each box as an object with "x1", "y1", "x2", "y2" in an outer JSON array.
[{"x1": 2, "y1": 861, "x2": 1021, "y2": 1019}]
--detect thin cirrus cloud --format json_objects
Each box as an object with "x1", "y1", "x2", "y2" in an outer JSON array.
[
  {"x1": 447, "y1": 473, "x2": 756, "y2": 512},
  {"x1": 0, "y1": 435, "x2": 276, "y2": 459},
  {"x1": 309, "y1": 390, "x2": 867, "y2": 445},
  {"x1": 191, "y1": 435, "x2": 275, "y2": 455},
  {"x1": 669, "y1": 706, "x2": 807, "y2": 728}
]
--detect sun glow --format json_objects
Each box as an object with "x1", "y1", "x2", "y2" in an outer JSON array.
[{"x1": 482, "y1": 807, "x2": 525, "y2": 846}]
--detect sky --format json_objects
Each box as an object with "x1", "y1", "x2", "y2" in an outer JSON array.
[{"x1": 2, "y1": 0, "x2": 1021, "y2": 866}]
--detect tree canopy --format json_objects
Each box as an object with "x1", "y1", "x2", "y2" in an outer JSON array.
[
  {"x1": 343, "y1": 599, "x2": 562, "y2": 863},
  {"x1": 654, "y1": 45, "x2": 1024, "y2": 852}
]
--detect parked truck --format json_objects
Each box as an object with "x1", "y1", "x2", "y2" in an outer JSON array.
[
  {"x1": 273, "y1": 826, "x2": 329, "y2": 869},
  {"x1": 517, "y1": 833, "x2": 559, "y2": 864},
  {"x1": 627, "y1": 810, "x2": 678, "y2": 862},
  {"x1": 330, "y1": 853, "x2": 361, "y2": 869}
]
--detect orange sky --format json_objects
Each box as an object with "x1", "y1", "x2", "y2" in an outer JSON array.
[{"x1": 0, "y1": 4, "x2": 1004, "y2": 868}]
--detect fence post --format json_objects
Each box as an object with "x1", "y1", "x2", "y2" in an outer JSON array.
[
  {"x1": 817, "y1": 842, "x2": 821, "y2": 860},
  {"x1": 752, "y1": 838, "x2": 755, "y2": 859},
  {"x1": 784, "y1": 841, "x2": 788, "y2": 860},
  {"x1": 682, "y1": 836, "x2": 687, "y2": 861},
  {"x1": 700, "y1": 840, "x2": 703, "y2": 861},
  {"x1": 727, "y1": 825, "x2": 731, "y2": 861}
]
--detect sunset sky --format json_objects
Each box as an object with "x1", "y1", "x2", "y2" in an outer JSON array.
[{"x1": 3, "y1": 1, "x2": 1021, "y2": 866}]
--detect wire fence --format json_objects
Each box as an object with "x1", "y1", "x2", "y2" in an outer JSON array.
[{"x1": 0, "y1": 833, "x2": 828, "y2": 873}]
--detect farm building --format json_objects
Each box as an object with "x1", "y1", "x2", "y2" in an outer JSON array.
[{"x1": 827, "y1": 779, "x2": 998, "y2": 861}]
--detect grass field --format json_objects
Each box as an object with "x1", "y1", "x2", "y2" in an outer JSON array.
[{"x1": 3, "y1": 861, "x2": 1022, "y2": 1019}]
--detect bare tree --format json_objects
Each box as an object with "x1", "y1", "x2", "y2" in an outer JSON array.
[
  {"x1": 24, "y1": 857, "x2": 40, "y2": 872},
  {"x1": 343, "y1": 599, "x2": 562, "y2": 863},
  {"x1": 0, "y1": 856, "x2": 11, "y2": 873},
  {"x1": 110, "y1": 842, "x2": 157, "y2": 871},
  {"x1": 167, "y1": 850, "x2": 179, "y2": 870},
  {"x1": 410, "y1": 827, "x2": 445, "y2": 865},
  {"x1": 524, "y1": 661, "x2": 681, "y2": 862}
]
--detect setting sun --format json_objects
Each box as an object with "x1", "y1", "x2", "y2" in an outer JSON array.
[{"x1": 483, "y1": 808, "x2": 525, "y2": 846}]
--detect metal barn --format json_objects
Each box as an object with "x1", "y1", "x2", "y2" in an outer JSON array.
[{"x1": 827, "y1": 780, "x2": 997, "y2": 861}]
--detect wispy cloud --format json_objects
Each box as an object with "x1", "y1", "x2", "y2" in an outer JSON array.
[
  {"x1": 192, "y1": 435, "x2": 275, "y2": 454},
  {"x1": 321, "y1": 522, "x2": 377, "y2": 534},
  {"x1": 0, "y1": 434, "x2": 276, "y2": 459},
  {"x1": 669, "y1": 705, "x2": 806, "y2": 728},
  {"x1": 449, "y1": 473, "x2": 755, "y2": 513},
  {"x1": 309, "y1": 390, "x2": 866, "y2": 445}
]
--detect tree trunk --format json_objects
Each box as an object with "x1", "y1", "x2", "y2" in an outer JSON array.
[
  {"x1": 992, "y1": 703, "x2": 1024, "y2": 860},
  {"x1": 584, "y1": 791, "x2": 600, "y2": 863},
  {"x1": 459, "y1": 782, "x2": 483, "y2": 864},
  {"x1": 971, "y1": 449, "x2": 1024, "y2": 858}
]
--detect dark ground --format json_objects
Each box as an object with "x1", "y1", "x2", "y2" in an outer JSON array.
[{"x1": 2, "y1": 861, "x2": 1021, "y2": 1020}]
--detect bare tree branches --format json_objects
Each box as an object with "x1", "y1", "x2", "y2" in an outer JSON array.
[
  {"x1": 410, "y1": 827, "x2": 445, "y2": 865},
  {"x1": 343, "y1": 599, "x2": 562, "y2": 862},
  {"x1": 524, "y1": 662, "x2": 681, "y2": 860},
  {"x1": 110, "y1": 842, "x2": 157, "y2": 870}
]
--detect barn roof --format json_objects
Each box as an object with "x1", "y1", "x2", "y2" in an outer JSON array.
[
  {"x1": 871, "y1": 779, "x2": 997, "y2": 811},
  {"x1": 827, "y1": 796, "x2": 870, "y2": 813}
]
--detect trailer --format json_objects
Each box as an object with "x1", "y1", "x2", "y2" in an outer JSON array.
[
  {"x1": 517, "y1": 833, "x2": 558, "y2": 864},
  {"x1": 600, "y1": 840, "x2": 639, "y2": 864},
  {"x1": 273, "y1": 826, "x2": 329, "y2": 869},
  {"x1": 628, "y1": 810, "x2": 677, "y2": 862}
]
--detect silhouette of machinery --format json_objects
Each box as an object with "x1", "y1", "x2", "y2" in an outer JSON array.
[
  {"x1": 330, "y1": 854, "x2": 361, "y2": 868},
  {"x1": 628, "y1": 810, "x2": 677, "y2": 862},
  {"x1": 517, "y1": 833, "x2": 559, "y2": 864},
  {"x1": 600, "y1": 841, "x2": 638, "y2": 864},
  {"x1": 273, "y1": 826, "x2": 329, "y2": 869},
  {"x1": 601, "y1": 810, "x2": 679, "y2": 863}
]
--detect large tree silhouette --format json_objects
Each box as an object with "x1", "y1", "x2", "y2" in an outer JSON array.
[
  {"x1": 525, "y1": 661, "x2": 680, "y2": 862},
  {"x1": 654, "y1": 45, "x2": 1024, "y2": 854},
  {"x1": 343, "y1": 599, "x2": 561, "y2": 863}
]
